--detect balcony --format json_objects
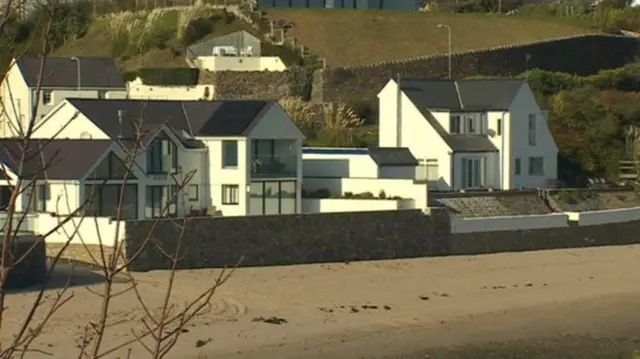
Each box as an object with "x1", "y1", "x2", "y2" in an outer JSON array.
[{"x1": 251, "y1": 154, "x2": 298, "y2": 179}]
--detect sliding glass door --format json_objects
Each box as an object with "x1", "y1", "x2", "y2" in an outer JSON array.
[
  {"x1": 249, "y1": 181, "x2": 297, "y2": 215},
  {"x1": 460, "y1": 157, "x2": 486, "y2": 188}
]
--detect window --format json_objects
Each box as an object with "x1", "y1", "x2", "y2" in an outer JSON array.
[
  {"x1": 416, "y1": 159, "x2": 439, "y2": 181},
  {"x1": 528, "y1": 157, "x2": 544, "y2": 176},
  {"x1": 85, "y1": 184, "x2": 138, "y2": 219},
  {"x1": 223, "y1": 141, "x2": 238, "y2": 168},
  {"x1": 97, "y1": 90, "x2": 107, "y2": 99},
  {"x1": 188, "y1": 184, "x2": 199, "y2": 201},
  {"x1": 465, "y1": 116, "x2": 475, "y2": 134},
  {"x1": 514, "y1": 158, "x2": 521, "y2": 175},
  {"x1": 460, "y1": 157, "x2": 486, "y2": 188},
  {"x1": 146, "y1": 185, "x2": 177, "y2": 218},
  {"x1": 222, "y1": 185, "x2": 239, "y2": 205},
  {"x1": 30, "y1": 184, "x2": 48, "y2": 212},
  {"x1": 42, "y1": 89, "x2": 52, "y2": 105},
  {"x1": 90, "y1": 152, "x2": 135, "y2": 180},
  {"x1": 497, "y1": 119, "x2": 502, "y2": 136},
  {"x1": 449, "y1": 115, "x2": 461, "y2": 133},
  {"x1": 147, "y1": 135, "x2": 177, "y2": 174},
  {"x1": 249, "y1": 181, "x2": 297, "y2": 215},
  {"x1": 528, "y1": 114, "x2": 537, "y2": 146}
]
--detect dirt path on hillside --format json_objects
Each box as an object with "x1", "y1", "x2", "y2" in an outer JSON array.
[{"x1": 4, "y1": 245, "x2": 640, "y2": 359}]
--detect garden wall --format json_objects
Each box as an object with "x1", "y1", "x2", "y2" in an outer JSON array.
[
  {"x1": 210, "y1": 34, "x2": 640, "y2": 103},
  {"x1": 124, "y1": 206, "x2": 640, "y2": 272}
]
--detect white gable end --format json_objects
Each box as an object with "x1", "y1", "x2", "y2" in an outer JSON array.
[
  {"x1": 31, "y1": 100, "x2": 110, "y2": 140},
  {"x1": 247, "y1": 103, "x2": 305, "y2": 140}
]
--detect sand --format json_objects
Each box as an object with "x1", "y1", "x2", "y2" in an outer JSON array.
[{"x1": 4, "y1": 245, "x2": 640, "y2": 359}]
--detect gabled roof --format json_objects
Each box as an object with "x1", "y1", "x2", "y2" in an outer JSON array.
[
  {"x1": 15, "y1": 55, "x2": 126, "y2": 89},
  {"x1": 400, "y1": 78, "x2": 524, "y2": 111},
  {"x1": 398, "y1": 78, "x2": 523, "y2": 153},
  {"x1": 0, "y1": 139, "x2": 112, "y2": 180},
  {"x1": 367, "y1": 147, "x2": 418, "y2": 166},
  {"x1": 65, "y1": 99, "x2": 275, "y2": 145}
]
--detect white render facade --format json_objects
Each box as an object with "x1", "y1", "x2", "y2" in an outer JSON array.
[
  {"x1": 0, "y1": 56, "x2": 127, "y2": 138},
  {"x1": 18, "y1": 98, "x2": 304, "y2": 218},
  {"x1": 378, "y1": 78, "x2": 558, "y2": 190}
]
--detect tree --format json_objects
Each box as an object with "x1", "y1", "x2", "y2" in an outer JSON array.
[{"x1": 0, "y1": 1, "x2": 237, "y2": 358}]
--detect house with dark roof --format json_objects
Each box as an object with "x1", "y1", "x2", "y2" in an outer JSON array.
[
  {"x1": 30, "y1": 98, "x2": 305, "y2": 217},
  {"x1": 186, "y1": 31, "x2": 286, "y2": 72},
  {"x1": 0, "y1": 139, "x2": 144, "y2": 219},
  {"x1": 301, "y1": 146, "x2": 430, "y2": 209},
  {"x1": 378, "y1": 78, "x2": 558, "y2": 190},
  {"x1": 0, "y1": 56, "x2": 127, "y2": 138}
]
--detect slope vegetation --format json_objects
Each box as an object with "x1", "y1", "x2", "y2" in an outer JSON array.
[{"x1": 266, "y1": 9, "x2": 599, "y2": 67}]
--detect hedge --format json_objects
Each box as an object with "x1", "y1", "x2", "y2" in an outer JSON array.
[{"x1": 122, "y1": 68, "x2": 200, "y2": 86}]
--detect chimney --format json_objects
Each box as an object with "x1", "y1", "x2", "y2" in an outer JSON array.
[
  {"x1": 117, "y1": 109, "x2": 124, "y2": 140},
  {"x1": 396, "y1": 73, "x2": 402, "y2": 148}
]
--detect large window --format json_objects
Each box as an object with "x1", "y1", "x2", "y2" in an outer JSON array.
[
  {"x1": 222, "y1": 141, "x2": 238, "y2": 168},
  {"x1": 249, "y1": 181, "x2": 296, "y2": 215},
  {"x1": 90, "y1": 152, "x2": 136, "y2": 180},
  {"x1": 146, "y1": 185, "x2": 177, "y2": 218},
  {"x1": 147, "y1": 134, "x2": 177, "y2": 175},
  {"x1": 460, "y1": 157, "x2": 486, "y2": 188},
  {"x1": 528, "y1": 114, "x2": 537, "y2": 146},
  {"x1": 450, "y1": 114, "x2": 480, "y2": 134},
  {"x1": 528, "y1": 157, "x2": 544, "y2": 176},
  {"x1": 85, "y1": 184, "x2": 138, "y2": 219}
]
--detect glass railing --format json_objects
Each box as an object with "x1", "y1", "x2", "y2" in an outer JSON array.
[{"x1": 251, "y1": 154, "x2": 298, "y2": 178}]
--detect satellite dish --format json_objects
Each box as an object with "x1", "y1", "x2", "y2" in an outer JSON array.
[
  {"x1": 486, "y1": 129, "x2": 496, "y2": 138},
  {"x1": 80, "y1": 131, "x2": 92, "y2": 140}
]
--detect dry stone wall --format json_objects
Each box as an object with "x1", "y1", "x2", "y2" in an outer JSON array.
[{"x1": 211, "y1": 34, "x2": 640, "y2": 104}]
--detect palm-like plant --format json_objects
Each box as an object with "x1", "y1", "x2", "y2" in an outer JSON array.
[
  {"x1": 319, "y1": 101, "x2": 364, "y2": 146},
  {"x1": 278, "y1": 96, "x2": 317, "y2": 138}
]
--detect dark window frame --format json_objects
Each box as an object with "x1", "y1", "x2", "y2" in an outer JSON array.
[{"x1": 222, "y1": 185, "x2": 240, "y2": 205}]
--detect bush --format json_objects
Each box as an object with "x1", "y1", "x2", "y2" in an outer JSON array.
[
  {"x1": 378, "y1": 190, "x2": 387, "y2": 199},
  {"x1": 137, "y1": 27, "x2": 173, "y2": 53},
  {"x1": 135, "y1": 68, "x2": 200, "y2": 86},
  {"x1": 181, "y1": 18, "x2": 214, "y2": 46}
]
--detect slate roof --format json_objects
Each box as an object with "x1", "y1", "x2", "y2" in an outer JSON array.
[
  {"x1": 0, "y1": 139, "x2": 112, "y2": 180},
  {"x1": 367, "y1": 147, "x2": 418, "y2": 166},
  {"x1": 16, "y1": 55, "x2": 126, "y2": 89},
  {"x1": 399, "y1": 78, "x2": 524, "y2": 153},
  {"x1": 65, "y1": 99, "x2": 274, "y2": 146}
]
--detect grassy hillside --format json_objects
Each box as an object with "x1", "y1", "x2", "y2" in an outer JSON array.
[{"x1": 266, "y1": 9, "x2": 600, "y2": 67}]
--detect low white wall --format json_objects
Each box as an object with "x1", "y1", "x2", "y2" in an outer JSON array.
[
  {"x1": 302, "y1": 198, "x2": 414, "y2": 214},
  {"x1": 34, "y1": 214, "x2": 124, "y2": 245},
  {"x1": 303, "y1": 177, "x2": 428, "y2": 209},
  {"x1": 451, "y1": 213, "x2": 570, "y2": 233},
  {"x1": 196, "y1": 56, "x2": 287, "y2": 72},
  {"x1": 127, "y1": 78, "x2": 215, "y2": 100},
  {"x1": 566, "y1": 207, "x2": 640, "y2": 226}
]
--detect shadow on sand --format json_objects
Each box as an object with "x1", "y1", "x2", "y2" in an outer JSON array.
[{"x1": 6, "y1": 259, "x2": 130, "y2": 294}]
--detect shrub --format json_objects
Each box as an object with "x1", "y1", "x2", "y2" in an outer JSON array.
[
  {"x1": 318, "y1": 102, "x2": 365, "y2": 146},
  {"x1": 378, "y1": 190, "x2": 387, "y2": 199},
  {"x1": 308, "y1": 188, "x2": 331, "y2": 198},
  {"x1": 279, "y1": 97, "x2": 317, "y2": 138}
]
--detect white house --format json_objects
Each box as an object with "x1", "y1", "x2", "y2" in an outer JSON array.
[
  {"x1": 18, "y1": 98, "x2": 304, "y2": 218},
  {"x1": 302, "y1": 147, "x2": 429, "y2": 209},
  {"x1": 378, "y1": 78, "x2": 558, "y2": 190},
  {"x1": 186, "y1": 31, "x2": 287, "y2": 72},
  {"x1": 127, "y1": 77, "x2": 215, "y2": 101},
  {"x1": 0, "y1": 56, "x2": 128, "y2": 138}
]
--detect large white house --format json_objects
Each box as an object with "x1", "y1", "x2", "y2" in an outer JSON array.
[
  {"x1": 1, "y1": 99, "x2": 304, "y2": 218},
  {"x1": 0, "y1": 56, "x2": 128, "y2": 138},
  {"x1": 378, "y1": 78, "x2": 558, "y2": 190}
]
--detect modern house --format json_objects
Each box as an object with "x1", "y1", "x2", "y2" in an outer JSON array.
[
  {"x1": 378, "y1": 78, "x2": 558, "y2": 190},
  {"x1": 23, "y1": 98, "x2": 304, "y2": 218},
  {"x1": 0, "y1": 56, "x2": 127, "y2": 138},
  {"x1": 186, "y1": 31, "x2": 286, "y2": 72}
]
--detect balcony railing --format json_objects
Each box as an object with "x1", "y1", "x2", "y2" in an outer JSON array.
[
  {"x1": 251, "y1": 154, "x2": 298, "y2": 179},
  {"x1": 0, "y1": 213, "x2": 36, "y2": 234}
]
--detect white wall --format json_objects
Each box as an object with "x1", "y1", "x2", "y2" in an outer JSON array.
[
  {"x1": 127, "y1": 78, "x2": 215, "y2": 101},
  {"x1": 507, "y1": 83, "x2": 558, "y2": 189},
  {"x1": 0, "y1": 60, "x2": 31, "y2": 138},
  {"x1": 30, "y1": 101, "x2": 110, "y2": 139},
  {"x1": 451, "y1": 213, "x2": 569, "y2": 233},
  {"x1": 302, "y1": 198, "x2": 414, "y2": 213},
  {"x1": 566, "y1": 207, "x2": 640, "y2": 226},
  {"x1": 0, "y1": 180, "x2": 81, "y2": 215},
  {"x1": 378, "y1": 80, "x2": 452, "y2": 187},
  {"x1": 303, "y1": 177, "x2": 428, "y2": 209},
  {"x1": 196, "y1": 56, "x2": 286, "y2": 72},
  {"x1": 303, "y1": 150, "x2": 378, "y2": 178},
  {"x1": 34, "y1": 213, "x2": 124, "y2": 246}
]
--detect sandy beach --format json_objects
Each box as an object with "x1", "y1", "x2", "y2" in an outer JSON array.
[{"x1": 5, "y1": 245, "x2": 640, "y2": 359}]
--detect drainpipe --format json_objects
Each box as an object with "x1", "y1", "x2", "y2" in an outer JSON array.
[
  {"x1": 500, "y1": 110, "x2": 508, "y2": 189},
  {"x1": 396, "y1": 73, "x2": 402, "y2": 147}
]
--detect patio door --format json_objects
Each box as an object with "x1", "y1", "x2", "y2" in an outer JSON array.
[{"x1": 460, "y1": 157, "x2": 486, "y2": 188}]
